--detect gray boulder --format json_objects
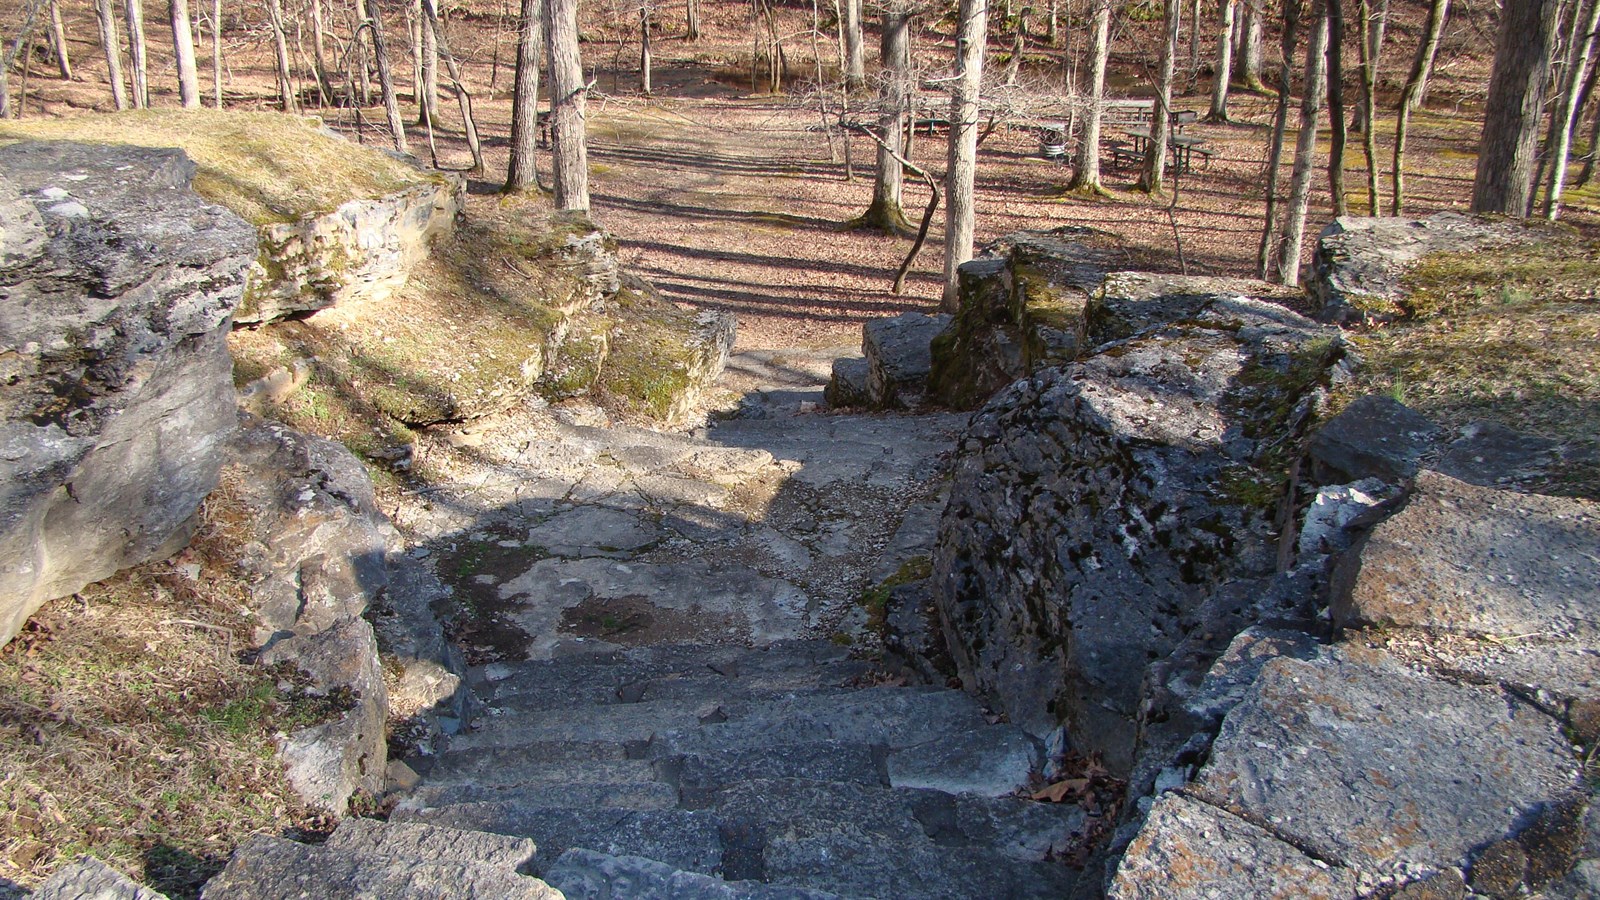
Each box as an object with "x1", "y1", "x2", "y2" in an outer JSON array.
[
  {"x1": 862, "y1": 312, "x2": 951, "y2": 410},
  {"x1": 933, "y1": 286, "x2": 1341, "y2": 774},
  {"x1": 1306, "y1": 394, "x2": 1442, "y2": 485},
  {"x1": 30, "y1": 857, "x2": 169, "y2": 900},
  {"x1": 823, "y1": 357, "x2": 869, "y2": 409},
  {"x1": 0, "y1": 141, "x2": 255, "y2": 647},
  {"x1": 1310, "y1": 212, "x2": 1533, "y2": 325}
]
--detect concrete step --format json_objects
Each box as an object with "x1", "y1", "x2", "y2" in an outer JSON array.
[
  {"x1": 401, "y1": 779, "x2": 679, "y2": 812},
  {"x1": 761, "y1": 834, "x2": 1080, "y2": 900},
  {"x1": 200, "y1": 820, "x2": 559, "y2": 900},
  {"x1": 392, "y1": 801, "x2": 725, "y2": 877},
  {"x1": 666, "y1": 740, "x2": 889, "y2": 807}
]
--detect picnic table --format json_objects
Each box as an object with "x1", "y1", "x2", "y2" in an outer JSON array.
[{"x1": 1121, "y1": 127, "x2": 1213, "y2": 173}]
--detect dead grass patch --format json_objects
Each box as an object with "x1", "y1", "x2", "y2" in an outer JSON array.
[{"x1": 0, "y1": 480, "x2": 333, "y2": 898}]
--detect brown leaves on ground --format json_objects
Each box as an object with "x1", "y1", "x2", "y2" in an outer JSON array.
[{"x1": 1029, "y1": 751, "x2": 1126, "y2": 869}]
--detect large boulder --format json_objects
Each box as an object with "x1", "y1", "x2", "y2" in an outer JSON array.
[
  {"x1": 933, "y1": 281, "x2": 1341, "y2": 774},
  {"x1": 0, "y1": 141, "x2": 255, "y2": 647},
  {"x1": 861, "y1": 312, "x2": 951, "y2": 410}
]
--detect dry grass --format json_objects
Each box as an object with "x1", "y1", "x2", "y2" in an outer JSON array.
[
  {"x1": 0, "y1": 109, "x2": 437, "y2": 225},
  {"x1": 1331, "y1": 233, "x2": 1600, "y2": 499},
  {"x1": 0, "y1": 480, "x2": 334, "y2": 898}
]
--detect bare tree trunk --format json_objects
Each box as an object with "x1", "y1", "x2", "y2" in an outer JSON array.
[
  {"x1": 264, "y1": 0, "x2": 297, "y2": 111},
  {"x1": 842, "y1": 0, "x2": 865, "y2": 91},
  {"x1": 1004, "y1": 7, "x2": 1025, "y2": 85},
  {"x1": 1326, "y1": 0, "x2": 1347, "y2": 215},
  {"x1": 1472, "y1": 0, "x2": 1560, "y2": 214},
  {"x1": 95, "y1": 0, "x2": 130, "y2": 108},
  {"x1": 1357, "y1": 0, "x2": 1381, "y2": 212},
  {"x1": 1188, "y1": 0, "x2": 1202, "y2": 85},
  {"x1": 1209, "y1": 0, "x2": 1235, "y2": 120},
  {"x1": 1408, "y1": 0, "x2": 1446, "y2": 110},
  {"x1": 1257, "y1": 0, "x2": 1301, "y2": 278},
  {"x1": 1278, "y1": 0, "x2": 1328, "y2": 285},
  {"x1": 1068, "y1": 0, "x2": 1111, "y2": 191},
  {"x1": 640, "y1": 3, "x2": 652, "y2": 93},
  {"x1": 1578, "y1": 62, "x2": 1600, "y2": 185},
  {"x1": 1238, "y1": 0, "x2": 1265, "y2": 90},
  {"x1": 1542, "y1": 0, "x2": 1599, "y2": 217},
  {"x1": 1352, "y1": 0, "x2": 1386, "y2": 130},
  {"x1": 507, "y1": 0, "x2": 543, "y2": 190},
  {"x1": 1140, "y1": 0, "x2": 1180, "y2": 193},
  {"x1": 125, "y1": 0, "x2": 149, "y2": 107},
  {"x1": 859, "y1": 8, "x2": 911, "y2": 232},
  {"x1": 547, "y1": 0, "x2": 589, "y2": 210},
  {"x1": 686, "y1": 0, "x2": 701, "y2": 40},
  {"x1": 47, "y1": 0, "x2": 71, "y2": 80},
  {"x1": 170, "y1": 0, "x2": 201, "y2": 106},
  {"x1": 941, "y1": 0, "x2": 987, "y2": 311},
  {"x1": 1392, "y1": 0, "x2": 1450, "y2": 213},
  {"x1": 366, "y1": 0, "x2": 408, "y2": 152},
  {"x1": 417, "y1": 0, "x2": 439, "y2": 125},
  {"x1": 308, "y1": 0, "x2": 336, "y2": 103},
  {"x1": 0, "y1": 0, "x2": 45, "y2": 118},
  {"x1": 211, "y1": 0, "x2": 222, "y2": 106},
  {"x1": 1046, "y1": 0, "x2": 1058, "y2": 45},
  {"x1": 423, "y1": 0, "x2": 484, "y2": 169}
]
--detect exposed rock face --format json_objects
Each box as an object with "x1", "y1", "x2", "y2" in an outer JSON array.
[
  {"x1": 0, "y1": 141, "x2": 255, "y2": 647},
  {"x1": 861, "y1": 312, "x2": 951, "y2": 410},
  {"x1": 227, "y1": 418, "x2": 468, "y2": 812},
  {"x1": 1310, "y1": 212, "x2": 1534, "y2": 325},
  {"x1": 237, "y1": 173, "x2": 464, "y2": 325},
  {"x1": 926, "y1": 229, "x2": 1123, "y2": 409},
  {"x1": 933, "y1": 280, "x2": 1341, "y2": 773},
  {"x1": 30, "y1": 856, "x2": 170, "y2": 900}
]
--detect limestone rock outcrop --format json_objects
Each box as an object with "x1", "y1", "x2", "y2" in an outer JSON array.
[
  {"x1": 0, "y1": 141, "x2": 255, "y2": 647},
  {"x1": 237, "y1": 172, "x2": 463, "y2": 325},
  {"x1": 933, "y1": 279, "x2": 1341, "y2": 773}
]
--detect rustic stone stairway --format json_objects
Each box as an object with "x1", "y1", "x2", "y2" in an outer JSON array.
[{"x1": 198, "y1": 639, "x2": 1083, "y2": 899}]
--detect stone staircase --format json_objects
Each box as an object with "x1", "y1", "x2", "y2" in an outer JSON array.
[{"x1": 191, "y1": 639, "x2": 1083, "y2": 899}]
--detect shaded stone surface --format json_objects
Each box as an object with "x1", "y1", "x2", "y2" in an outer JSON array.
[
  {"x1": 31, "y1": 857, "x2": 169, "y2": 900},
  {"x1": 1109, "y1": 793, "x2": 1360, "y2": 899},
  {"x1": 1193, "y1": 645, "x2": 1581, "y2": 880},
  {"x1": 1306, "y1": 394, "x2": 1442, "y2": 485},
  {"x1": 547, "y1": 848, "x2": 842, "y2": 899},
  {"x1": 862, "y1": 312, "x2": 950, "y2": 410},
  {"x1": 0, "y1": 141, "x2": 255, "y2": 647}
]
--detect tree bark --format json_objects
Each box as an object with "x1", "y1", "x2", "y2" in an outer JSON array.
[
  {"x1": 1351, "y1": 0, "x2": 1386, "y2": 131},
  {"x1": 1542, "y1": 0, "x2": 1599, "y2": 217},
  {"x1": 423, "y1": 0, "x2": 484, "y2": 170},
  {"x1": 859, "y1": 8, "x2": 911, "y2": 232},
  {"x1": 1188, "y1": 0, "x2": 1202, "y2": 85},
  {"x1": 1578, "y1": 60, "x2": 1600, "y2": 185},
  {"x1": 1238, "y1": 0, "x2": 1265, "y2": 90},
  {"x1": 211, "y1": 0, "x2": 222, "y2": 106},
  {"x1": 507, "y1": 0, "x2": 542, "y2": 190},
  {"x1": 1257, "y1": 0, "x2": 1301, "y2": 278},
  {"x1": 308, "y1": 0, "x2": 335, "y2": 104},
  {"x1": 1471, "y1": 0, "x2": 1560, "y2": 214},
  {"x1": 1357, "y1": 0, "x2": 1381, "y2": 212},
  {"x1": 366, "y1": 0, "x2": 408, "y2": 152},
  {"x1": 686, "y1": 0, "x2": 700, "y2": 40},
  {"x1": 47, "y1": 0, "x2": 71, "y2": 80},
  {"x1": 640, "y1": 3, "x2": 652, "y2": 93},
  {"x1": 1209, "y1": 0, "x2": 1235, "y2": 120},
  {"x1": 125, "y1": 0, "x2": 149, "y2": 107},
  {"x1": 417, "y1": 0, "x2": 440, "y2": 125},
  {"x1": 264, "y1": 0, "x2": 296, "y2": 111},
  {"x1": 1277, "y1": 0, "x2": 1328, "y2": 286},
  {"x1": 1326, "y1": 0, "x2": 1347, "y2": 215},
  {"x1": 1391, "y1": 0, "x2": 1449, "y2": 214},
  {"x1": 1408, "y1": 0, "x2": 1447, "y2": 110},
  {"x1": 1139, "y1": 0, "x2": 1180, "y2": 193},
  {"x1": 0, "y1": 0, "x2": 45, "y2": 118},
  {"x1": 95, "y1": 0, "x2": 130, "y2": 109},
  {"x1": 1069, "y1": 0, "x2": 1112, "y2": 191},
  {"x1": 842, "y1": 0, "x2": 865, "y2": 91},
  {"x1": 547, "y1": 0, "x2": 590, "y2": 210},
  {"x1": 941, "y1": 0, "x2": 987, "y2": 311},
  {"x1": 1004, "y1": 5, "x2": 1027, "y2": 86},
  {"x1": 171, "y1": 0, "x2": 201, "y2": 106}
]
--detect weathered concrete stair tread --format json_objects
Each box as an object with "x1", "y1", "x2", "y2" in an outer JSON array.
[
  {"x1": 486, "y1": 667, "x2": 869, "y2": 713},
  {"x1": 647, "y1": 688, "x2": 991, "y2": 755},
  {"x1": 200, "y1": 822, "x2": 559, "y2": 899},
  {"x1": 402, "y1": 779, "x2": 679, "y2": 812},
  {"x1": 760, "y1": 836, "x2": 1078, "y2": 900},
  {"x1": 670, "y1": 741, "x2": 889, "y2": 801},
  {"x1": 483, "y1": 641, "x2": 867, "y2": 701},
  {"x1": 547, "y1": 848, "x2": 843, "y2": 899}
]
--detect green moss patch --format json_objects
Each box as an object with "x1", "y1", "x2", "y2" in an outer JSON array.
[{"x1": 0, "y1": 109, "x2": 438, "y2": 226}]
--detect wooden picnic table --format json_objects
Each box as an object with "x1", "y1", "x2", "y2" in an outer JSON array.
[{"x1": 1121, "y1": 127, "x2": 1213, "y2": 173}]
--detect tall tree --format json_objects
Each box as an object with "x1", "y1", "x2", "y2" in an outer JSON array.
[
  {"x1": 1257, "y1": 0, "x2": 1301, "y2": 278},
  {"x1": 507, "y1": 0, "x2": 543, "y2": 190},
  {"x1": 423, "y1": 0, "x2": 485, "y2": 170},
  {"x1": 1069, "y1": 0, "x2": 1112, "y2": 192},
  {"x1": 0, "y1": 0, "x2": 45, "y2": 118},
  {"x1": 1237, "y1": 0, "x2": 1265, "y2": 90},
  {"x1": 307, "y1": 0, "x2": 335, "y2": 104},
  {"x1": 1139, "y1": 0, "x2": 1180, "y2": 193},
  {"x1": 211, "y1": 0, "x2": 222, "y2": 106},
  {"x1": 417, "y1": 0, "x2": 440, "y2": 125},
  {"x1": 1209, "y1": 0, "x2": 1236, "y2": 120},
  {"x1": 95, "y1": 0, "x2": 130, "y2": 109},
  {"x1": 364, "y1": 0, "x2": 408, "y2": 152},
  {"x1": 686, "y1": 0, "x2": 701, "y2": 40},
  {"x1": 842, "y1": 0, "x2": 865, "y2": 90},
  {"x1": 547, "y1": 0, "x2": 589, "y2": 210},
  {"x1": 858, "y1": 6, "x2": 913, "y2": 231},
  {"x1": 1277, "y1": 0, "x2": 1328, "y2": 285},
  {"x1": 47, "y1": 0, "x2": 71, "y2": 80},
  {"x1": 1325, "y1": 0, "x2": 1347, "y2": 215},
  {"x1": 171, "y1": 0, "x2": 201, "y2": 106},
  {"x1": 265, "y1": 0, "x2": 296, "y2": 111},
  {"x1": 640, "y1": 1, "x2": 653, "y2": 93},
  {"x1": 1471, "y1": 0, "x2": 1560, "y2": 214},
  {"x1": 1390, "y1": 0, "x2": 1450, "y2": 213},
  {"x1": 1356, "y1": 0, "x2": 1382, "y2": 212},
  {"x1": 941, "y1": 0, "x2": 987, "y2": 311},
  {"x1": 125, "y1": 0, "x2": 149, "y2": 107},
  {"x1": 1542, "y1": 0, "x2": 1599, "y2": 217}
]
